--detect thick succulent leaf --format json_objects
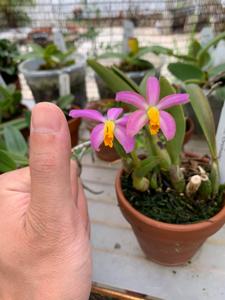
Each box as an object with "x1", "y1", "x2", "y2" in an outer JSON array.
[
  {"x1": 159, "y1": 76, "x2": 185, "y2": 165},
  {"x1": 133, "y1": 156, "x2": 159, "y2": 177},
  {"x1": 0, "y1": 150, "x2": 17, "y2": 173},
  {"x1": 185, "y1": 84, "x2": 217, "y2": 160},
  {"x1": 139, "y1": 69, "x2": 157, "y2": 97},
  {"x1": 4, "y1": 125, "x2": 28, "y2": 156},
  {"x1": 168, "y1": 62, "x2": 205, "y2": 81},
  {"x1": 111, "y1": 65, "x2": 140, "y2": 92},
  {"x1": 88, "y1": 59, "x2": 136, "y2": 93}
]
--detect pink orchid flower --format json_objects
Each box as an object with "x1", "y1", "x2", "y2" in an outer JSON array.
[
  {"x1": 116, "y1": 76, "x2": 189, "y2": 140},
  {"x1": 69, "y1": 108, "x2": 135, "y2": 153}
]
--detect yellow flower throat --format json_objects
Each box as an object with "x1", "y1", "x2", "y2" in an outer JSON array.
[
  {"x1": 147, "y1": 107, "x2": 160, "y2": 135},
  {"x1": 104, "y1": 120, "x2": 115, "y2": 148}
]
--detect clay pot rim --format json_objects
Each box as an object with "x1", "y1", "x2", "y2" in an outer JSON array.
[{"x1": 116, "y1": 168, "x2": 225, "y2": 234}]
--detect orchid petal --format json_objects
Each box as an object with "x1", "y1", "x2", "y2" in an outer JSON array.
[
  {"x1": 69, "y1": 109, "x2": 105, "y2": 122},
  {"x1": 146, "y1": 76, "x2": 160, "y2": 106},
  {"x1": 107, "y1": 107, "x2": 123, "y2": 120},
  {"x1": 114, "y1": 125, "x2": 135, "y2": 153},
  {"x1": 157, "y1": 94, "x2": 189, "y2": 110},
  {"x1": 127, "y1": 110, "x2": 148, "y2": 137},
  {"x1": 160, "y1": 110, "x2": 176, "y2": 141},
  {"x1": 90, "y1": 123, "x2": 104, "y2": 151},
  {"x1": 116, "y1": 114, "x2": 130, "y2": 126},
  {"x1": 116, "y1": 91, "x2": 148, "y2": 110}
]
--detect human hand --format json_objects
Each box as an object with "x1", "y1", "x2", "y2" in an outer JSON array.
[{"x1": 0, "y1": 103, "x2": 92, "y2": 300}]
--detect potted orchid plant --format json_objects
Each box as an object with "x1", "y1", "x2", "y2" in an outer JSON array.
[{"x1": 70, "y1": 76, "x2": 225, "y2": 266}]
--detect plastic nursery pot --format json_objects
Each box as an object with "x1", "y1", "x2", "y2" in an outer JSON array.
[
  {"x1": 19, "y1": 54, "x2": 87, "y2": 108},
  {"x1": 115, "y1": 165, "x2": 225, "y2": 266},
  {"x1": 95, "y1": 69, "x2": 152, "y2": 99},
  {"x1": 183, "y1": 117, "x2": 194, "y2": 145}
]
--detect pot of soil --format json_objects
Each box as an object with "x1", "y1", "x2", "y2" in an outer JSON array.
[
  {"x1": 19, "y1": 54, "x2": 87, "y2": 107},
  {"x1": 115, "y1": 154, "x2": 225, "y2": 266},
  {"x1": 183, "y1": 117, "x2": 194, "y2": 145}
]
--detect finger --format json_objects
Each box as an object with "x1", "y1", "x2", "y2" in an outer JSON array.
[{"x1": 29, "y1": 102, "x2": 75, "y2": 220}]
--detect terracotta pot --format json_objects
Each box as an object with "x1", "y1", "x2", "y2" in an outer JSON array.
[
  {"x1": 183, "y1": 117, "x2": 194, "y2": 145},
  {"x1": 95, "y1": 143, "x2": 119, "y2": 162},
  {"x1": 115, "y1": 169, "x2": 225, "y2": 266},
  {"x1": 67, "y1": 106, "x2": 81, "y2": 147},
  {"x1": 85, "y1": 99, "x2": 120, "y2": 162}
]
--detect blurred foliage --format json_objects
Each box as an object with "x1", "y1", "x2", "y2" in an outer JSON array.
[
  {"x1": 0, "y1": 0, "x2": 35, "y2": 29},
  {"x1": 0, "y1": 39, "x2": 20, "y2": 84},
  {"x1": 21, "y1": 43, "x2": 76, "y2": 70}
]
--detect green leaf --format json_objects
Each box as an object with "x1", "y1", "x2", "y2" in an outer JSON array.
[
  {"x1": 185, "y1": 84, "x2": 217, "y2": 160},
  {"x1": 6, "y1": 152, "x2": 28, "y2": 167},
  {"x1": 0, "y1": 150, "x2": 17, "y2": 173},
  {"x1": 139, "y1": 69, "x2": 157, "y2": 97},
  {"x1": 168, "y1": 62, "x2": 205, "y2": 81},
  {"x1": 113, "y1": 139, "x2": 127, "y2": 159},
  {"x1": 159, "y1": 77, "x2": 185, "y2": 165},
  {"x1": 3, "y1": 125, "x2": 28, "y2": 156},
  {"x1": 97, "y1": 52, "x2": 127, "y2": 60},
  {"x1": 88, "y1": 59, "x2": 137, "y2": 93},
  {"x1": 188, "y1": 39, "x2": 202, "y2": 58},
  {"x1": 135, "y1": 45, "x2": 173, "y2": 57},
  {"x1": 133, "y1": 156, "x2": 159, "y2": 177},
  {"x1": 197, "y1": 32, "x2": 225, "y2": 65},
  {"x1": 0, "y1": 117, "x2": 27, "y2": 135},
  {"x1": 208, "y1": 63, "x2": 225, "y2": 78},
  {"x1": 111, "y1": 65, "x2": 140, "y2": 93},
  {"x1": 57, "y1": 94, "x2": 74, "y2": 110}
]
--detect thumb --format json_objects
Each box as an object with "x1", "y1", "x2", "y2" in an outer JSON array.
[{"x1": 29, "y1": 102, "x2": 76, "y2": 221}]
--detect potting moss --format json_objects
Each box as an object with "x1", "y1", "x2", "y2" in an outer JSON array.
[{"x1": 121, "y1": 173, "x2": 225, "y2": 224}]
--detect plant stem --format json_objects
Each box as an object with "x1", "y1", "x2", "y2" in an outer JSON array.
[{"x1": 130, "y1": 150, "x2": 140, "y2": 167}]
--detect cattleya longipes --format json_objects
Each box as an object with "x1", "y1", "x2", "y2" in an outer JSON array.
[
  {"x1": 116, "y1": 76, "x2": 189, "y2": 140},
  {"x1": 70, "y1": 76, "x2": 189, "y2": 150},
  {"x1": 69, "y1": 76, "x2": 190, "y2": 191}
]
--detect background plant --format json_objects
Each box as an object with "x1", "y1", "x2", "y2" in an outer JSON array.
[
  {"x1": 0, "y1": 39, "x2": 20, "y2": 84},
  {"x1": 0, "y1": 84, "x2": 22, "y2": 122},
  {"x1": 0, "y1": 0, "x2": 35, "y2": 29},
  {"x1": 22, "y1": 43, "x2": 76, "y2": 70},
  {"x1": 0, "y1": 125, "x2": 28, "y2": 173}
]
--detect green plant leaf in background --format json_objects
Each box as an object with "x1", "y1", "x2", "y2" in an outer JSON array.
[
  {"x1": 185, "y1": 84, "x2": 217, "y2": 160},
  {"x1": 197, "y1": 31, "x2": 225, "y2": 65},
  {"x1": 111, "y1": 65, "x2": 140, "y2": 93},
  {"x1": 3, "y1": 125, "x2": 28, "y2": 156},
  {"x1": 168, "y1": 62, "x2": 205, "y2": 82},
  {"x1": 88, "y1": 59, "x2": 138, "y2": 93},
  {"x1": 139, "y1": 69, "x2": 157, "y2": 97},
  {"x1": 159, "y1": 76, "x2": 185, "y2": 165},
  {"x1": 208, "y1": 63, "x2": 225, "y2": 78},
  {"x1": 0, "y1": 149, "x2": 17, "y2": 173}
]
